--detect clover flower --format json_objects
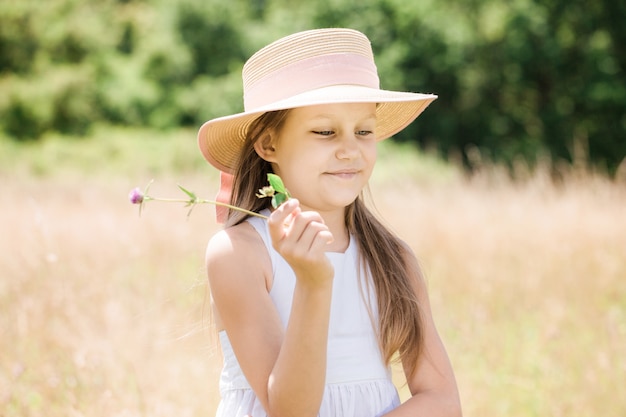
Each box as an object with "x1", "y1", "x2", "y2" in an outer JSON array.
[
  {"x1": 129, "y1": 173, "x2": 290, "y2": 218},
  {"x1": 128, "y1": 187, "x2": 144, "y2": 204}
]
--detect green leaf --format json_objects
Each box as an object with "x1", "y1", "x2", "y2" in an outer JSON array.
[
  {"x1": 267, "y1": 173, "x2": 286, "y2": 194},
  {"x1": 177, "y1": 184, "x2": 197, "y2": 202},
  {"x1": 271, "y1": 193, "x2": 288, "y2": 208}
]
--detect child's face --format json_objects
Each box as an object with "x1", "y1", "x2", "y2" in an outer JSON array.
[{"x1": 268, "y1": 102, "x2": 378, "y2": 213}]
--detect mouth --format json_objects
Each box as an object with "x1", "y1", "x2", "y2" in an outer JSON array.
[{"x1": 324, "y1": 169, "x2": 360, "y2": 179}]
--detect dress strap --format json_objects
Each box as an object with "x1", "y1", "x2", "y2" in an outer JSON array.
[{"x1": 245, "y1": 210, "x2": 278, "y2": 280}]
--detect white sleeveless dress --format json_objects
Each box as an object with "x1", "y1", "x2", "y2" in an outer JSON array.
[{"x1": 215, "y1": 213, "x2": 400, "y2": 417}]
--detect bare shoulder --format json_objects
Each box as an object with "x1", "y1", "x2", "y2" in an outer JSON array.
[
  {"x1": 205, "y1": 221, "x2": 274, "y2": 332},
  {"x1": 205, "y1": 221, "x2": 271, "y2": 289},
  {"x1": 206, "y1": 221, "x2": 265, "y2": 261}
]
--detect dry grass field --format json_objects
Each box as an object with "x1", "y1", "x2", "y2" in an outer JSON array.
[{"x1": 1, "y1": 132, "x2": 625, "y2": 416}]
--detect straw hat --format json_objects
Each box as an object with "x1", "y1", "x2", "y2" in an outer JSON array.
[{"x1": 197, "y1": 28, "x2": 437, "y2": 173}]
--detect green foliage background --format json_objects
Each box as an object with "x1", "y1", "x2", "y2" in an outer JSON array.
[{"x1": 1, "y1": 0, "x2": 624, "y2": 172}]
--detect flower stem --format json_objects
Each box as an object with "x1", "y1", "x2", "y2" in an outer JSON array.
[{"x1": 144, "y1": 196, "x2": 268, "y2": 219}]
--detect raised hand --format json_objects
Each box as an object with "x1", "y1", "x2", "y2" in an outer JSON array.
[{"x1": 268, "y1": 198, "x2": 334, "y2": 288}]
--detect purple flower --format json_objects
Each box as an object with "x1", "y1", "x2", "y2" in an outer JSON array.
[{"x1": 128, "y1": 187, "x2": 144, "y2": 204}]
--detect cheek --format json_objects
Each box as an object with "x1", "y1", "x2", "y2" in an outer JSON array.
[
  {"x1": 364, "y1": 142, "x2": 378, "y2": 165},
  {"x1": 282, "y1": 144, "x2": 324, "y2": 167},
  {"x1": 272, "y1": 148, "x2": 315, "y2": 184}
]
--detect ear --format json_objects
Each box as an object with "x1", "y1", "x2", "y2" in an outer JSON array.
[{"x1": 253, "y1": 133, "x2": 277, "y2": 163}]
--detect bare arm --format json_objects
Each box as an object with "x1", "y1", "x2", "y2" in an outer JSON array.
[
  {"x1": 383, "y1": 245, "x2": 462, "y2": 417},
  {"x1": 207, "y1": 199, "x2": 334, "y2": 417}
]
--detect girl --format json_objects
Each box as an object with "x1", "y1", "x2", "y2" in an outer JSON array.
[{"x1": 198, "y1": 28, "x2": 461, "y2": 417}]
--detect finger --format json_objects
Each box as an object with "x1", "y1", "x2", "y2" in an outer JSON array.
[
  {"x1": 281, "y1": 208, "x2": 315, "y2": 245},
  {"x1": 279, "y1": 210, "x2": 326, "y2": 250},
  {"x1": 309, "y1": 230, "x2": 335, "y2": 253},
  {"x1": 296, "y1": 220, "x2": 333, "y2": 254},
  {"x1": 268, "y1": 199, "x2": 299, "y2": 242}
]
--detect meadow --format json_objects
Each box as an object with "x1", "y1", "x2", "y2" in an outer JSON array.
[{"x1": 1, "y1": 128, "x2": 624, "y2": 417}]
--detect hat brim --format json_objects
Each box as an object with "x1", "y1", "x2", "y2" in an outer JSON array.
[{"x1": 198, "y1": 84, "x2": 437, "y2": 173}]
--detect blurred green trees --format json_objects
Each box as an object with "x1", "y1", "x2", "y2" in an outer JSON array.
[{"x1": 1, "y1": 0, "x2": 624, "y2": 172}]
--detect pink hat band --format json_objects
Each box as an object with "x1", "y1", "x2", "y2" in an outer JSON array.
[{"x1": 243, "y1": 53, "x2": 380, "y2": 111}]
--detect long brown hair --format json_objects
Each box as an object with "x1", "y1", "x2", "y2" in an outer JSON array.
[{"x1": 225, "y1": 109, "x2": 424, "y2": 375}]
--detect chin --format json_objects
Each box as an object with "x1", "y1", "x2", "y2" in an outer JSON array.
[{"x1": 326, "y1": 194, "x2": 361, "y2": 210}]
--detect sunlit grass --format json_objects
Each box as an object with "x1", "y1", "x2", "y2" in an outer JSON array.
[
  {"x1": 1, "y1": 129, "x2": 624, "y2": 416},
  {"x1": 380, "y1": 177, "x2": 626, "y2": 417}
]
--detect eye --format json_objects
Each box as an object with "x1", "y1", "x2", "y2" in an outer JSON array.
[
  {"x1": 312, "y1": 130, "x2": 334, "y2": 136},
  {"x1": 356, "y1": 130, "x2": 374, "y2": 137}
]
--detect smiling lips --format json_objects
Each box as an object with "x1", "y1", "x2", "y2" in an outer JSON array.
[{"x1": 324, "y1": 169, "x2": 361, "y2": 179}]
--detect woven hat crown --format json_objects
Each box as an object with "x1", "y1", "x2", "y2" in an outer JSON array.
[
  {"x1": 243, "y1": 29, "x2": 375, "y2": 87},
  {"x1": 241, "y1": 28, "x2": 380, "y2": 111}
]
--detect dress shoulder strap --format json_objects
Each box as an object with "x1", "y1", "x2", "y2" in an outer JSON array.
[{"x1": 245, "y1": 210, "x2": 278, "y2": 277}]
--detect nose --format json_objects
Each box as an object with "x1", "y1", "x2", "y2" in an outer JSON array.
[{"x1": 335, "y1": 133, "x2": 360, "y2": 160}]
